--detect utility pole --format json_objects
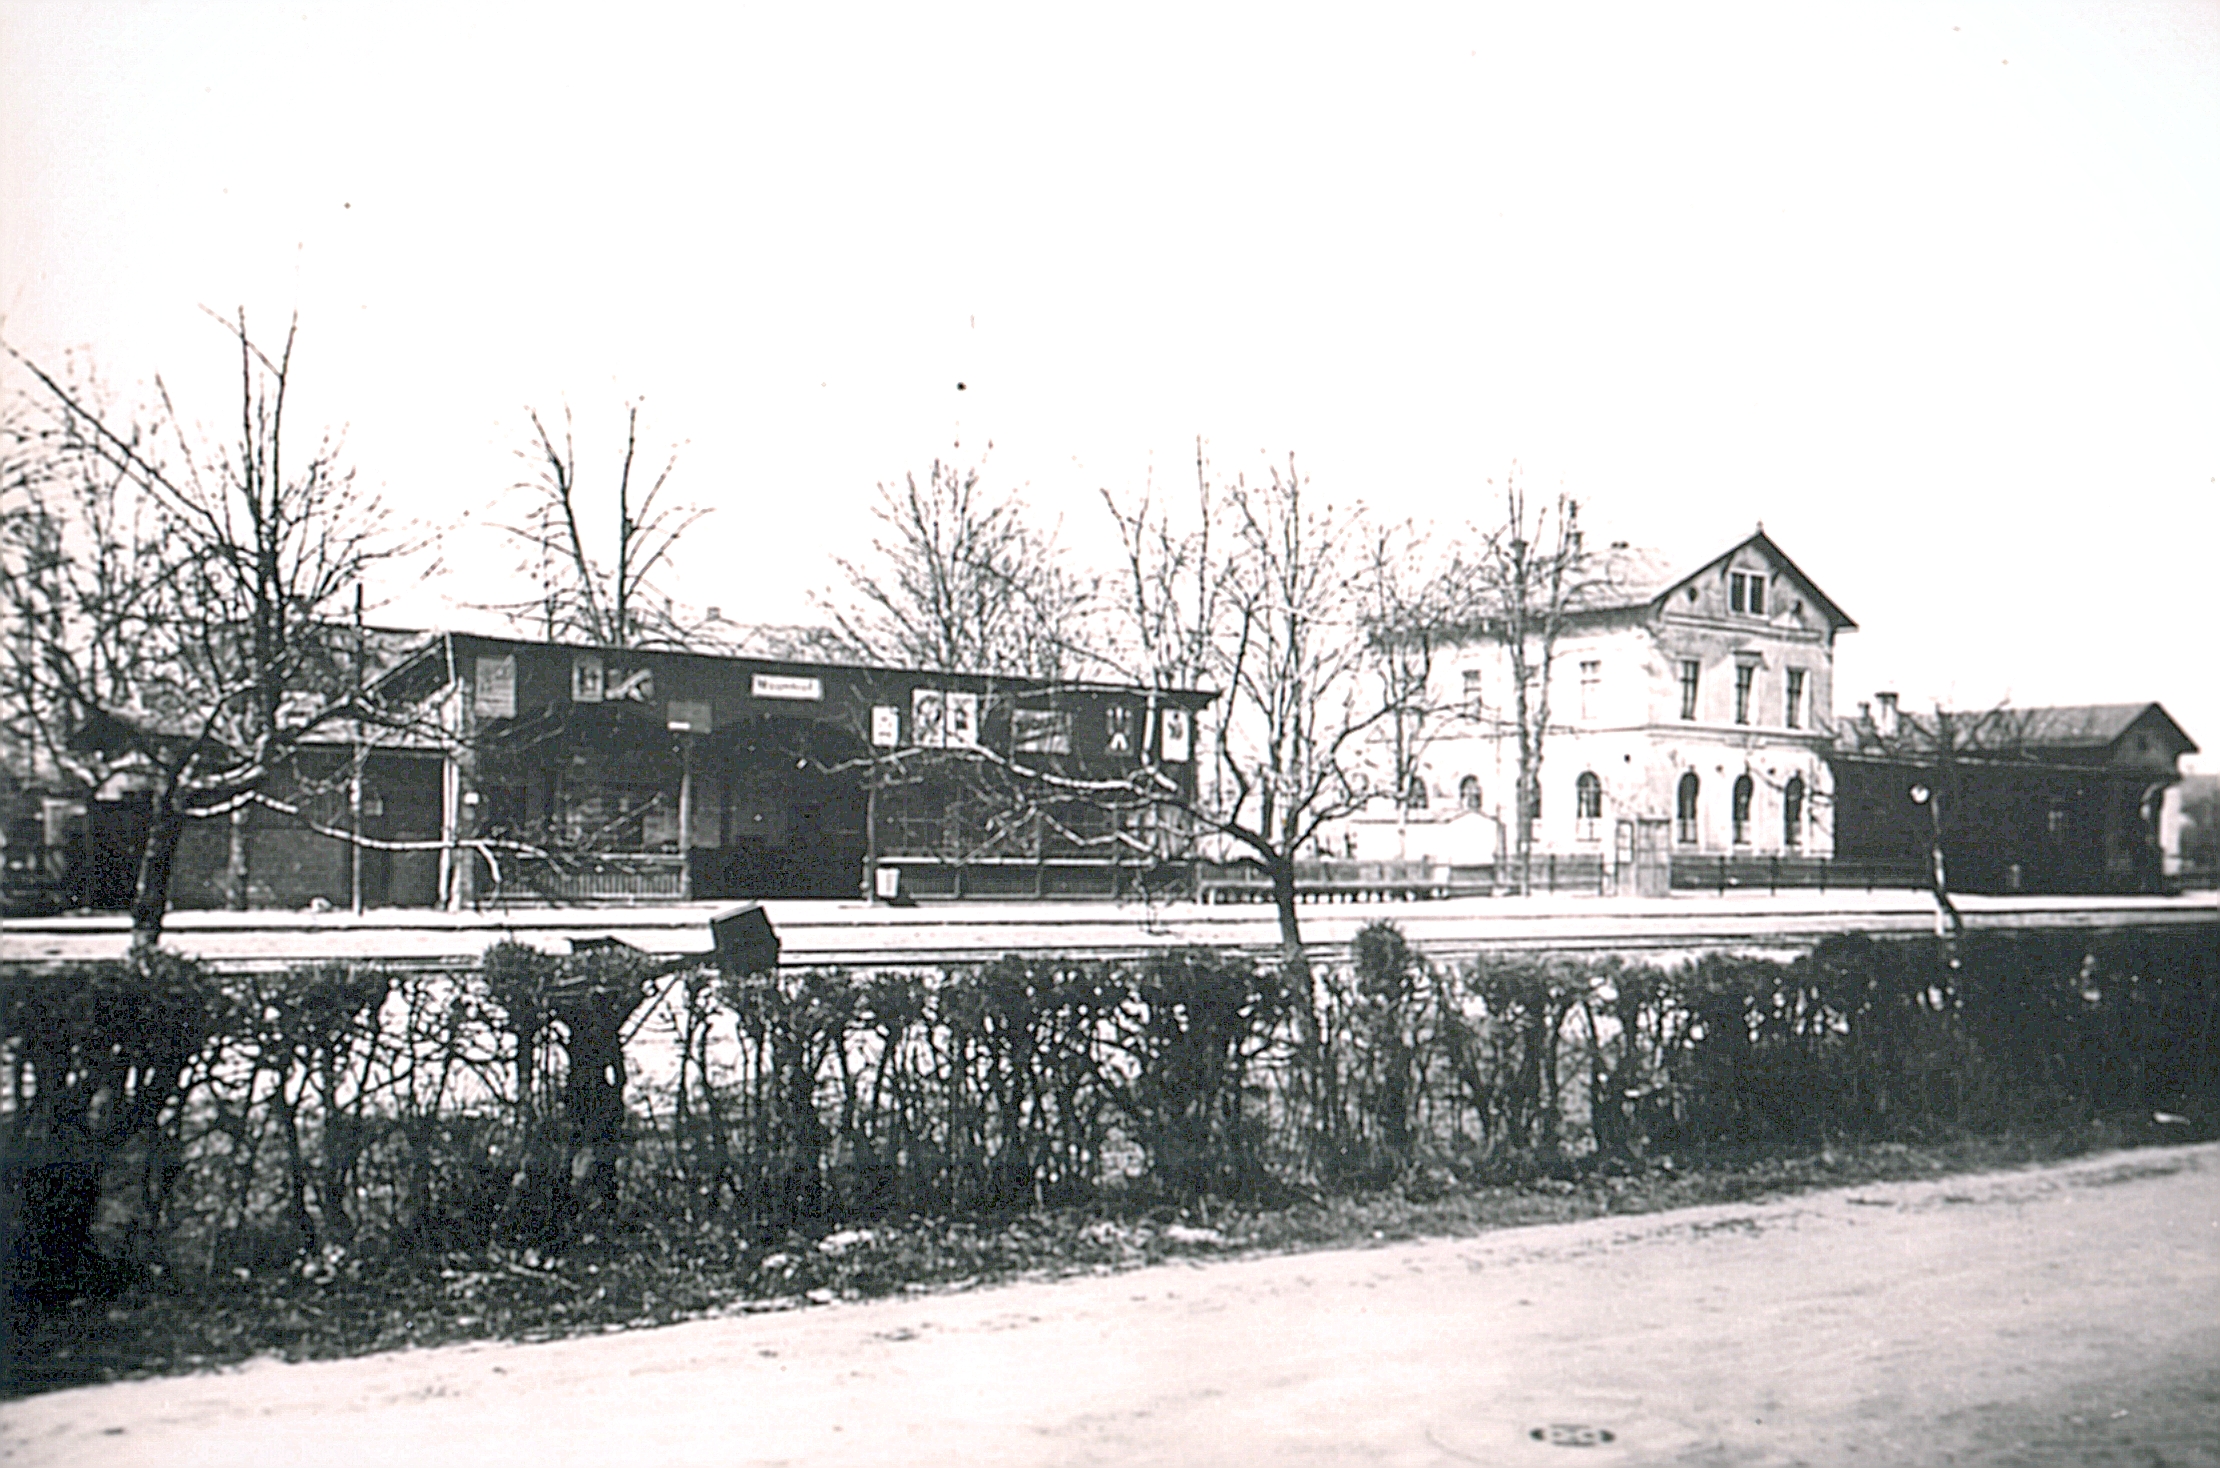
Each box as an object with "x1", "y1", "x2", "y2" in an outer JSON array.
[{"x1": 351, "y1": 584, "x2": 366, "y2": 914}]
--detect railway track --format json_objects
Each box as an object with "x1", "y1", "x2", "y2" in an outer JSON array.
[{"x1": 5, "y1": 890, "x2": 2214, "y2": 972}]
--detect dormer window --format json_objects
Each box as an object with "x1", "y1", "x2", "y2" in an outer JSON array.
[{"x1": 1730, "y1": 570, "x2": 1767, "y2": 615}]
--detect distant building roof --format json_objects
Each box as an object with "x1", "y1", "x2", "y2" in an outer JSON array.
[
  {"x1": 1836, "y1": 700, "x2": 2198, "y2": 763},
  {"x1": 683, "y1": 621, "x2": 860, "y2": 662},
  {"x1": 2010, "y1": 704, "x2": 2194, "y2": 750}
]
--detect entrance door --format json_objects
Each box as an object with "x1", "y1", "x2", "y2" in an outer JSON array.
[{"x1": 1633, "y1": 818, "x2": 1671, "y2": 897}]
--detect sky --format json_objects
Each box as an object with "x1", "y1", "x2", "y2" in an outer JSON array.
[{"x1": 3, "y1": 1, "x2": 2215, "y2": 767}]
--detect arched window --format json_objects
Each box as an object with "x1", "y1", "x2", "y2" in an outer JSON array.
[
  {"x1": 1677, "y1": 772, "x2": 1700, "y2": 845},
  {"x1": 1575, "y1": 771, "x2": 1603, "y2": 839},
  {"x1": 1405, "y1": 774, "x2": 1428, "y2": 810},
  {"x1": 1458, "y1": 776, "x2": 1482, "y2": 813},
  {"x1": 1732, "y1": 773, "x2": 1754, "y2": 845},
  {"x1": 1783, "y1": 775, "x2": 1804, "y2": 847}
]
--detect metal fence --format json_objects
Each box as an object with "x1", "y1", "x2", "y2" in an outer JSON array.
[{"x1": 1669, "y1": 854, "x2": 1928, "y2": 895}]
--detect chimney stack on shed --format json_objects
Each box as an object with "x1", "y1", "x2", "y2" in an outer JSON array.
[{"x1": 1875, "y1": 692, "x2": 1900, "y2": 740}]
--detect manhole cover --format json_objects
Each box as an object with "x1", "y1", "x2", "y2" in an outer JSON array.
[{"x1": 1530, "y1": 1424, "x2": 1617, "y2": 1448}]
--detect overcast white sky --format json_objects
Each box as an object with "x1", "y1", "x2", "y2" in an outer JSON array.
[{"x1": 3, "y1": 1, "x2": 2215, "y2": 765}]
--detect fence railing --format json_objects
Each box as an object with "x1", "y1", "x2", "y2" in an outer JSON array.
[
  {"x1": 505, "y1": 852, "x2": 690, "y2": 903},
  {"x1": 1669, "y1": 854, "x2": 1928, "y2": 895},
  {"x1": 1197, "y1": 858, "x2": 1613, "y2": 901}
]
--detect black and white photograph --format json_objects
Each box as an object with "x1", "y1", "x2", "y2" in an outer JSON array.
[{"x1": 2, "y1": 3, "x2": 2215, "y2": 1463}]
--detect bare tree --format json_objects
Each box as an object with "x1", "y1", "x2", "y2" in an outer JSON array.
[
  {"x1": 493, "y1": 403, "x2": 707, "y2": 651},
  {"x1": 822, "y1": 457, "x2": 1093, "y2": 679},
  {"x1": 1441, "y1": 470, "x2": 1603, "y2": 894},
  {"x1": 840, "y1": 449, "x2": 1402, "y2": 970},
  {"x1": 1095, "y1": 445, "x2": 1230, "y2": 695},
  {"x1": 1356, "y1": 517, "x2": 1458, "y2": 849},
  {"x1": 1095, "y1": 453, "x2": 1398, "y2": 968},
  {"x1": 1, "y1": 313, "x2": 402, "y2": 950}
]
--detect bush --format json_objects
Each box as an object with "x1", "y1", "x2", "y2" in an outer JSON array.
[
  {"x1": 6, "y1": 926, "x2": 2212, "y2": 1301},
  {"x1": 2, "y1": 955, "x2": 219, "y2": 1302}
]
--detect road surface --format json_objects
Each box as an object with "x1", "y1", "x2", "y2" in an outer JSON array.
[{"x1": 6, "y1": 1143, "x2": 2217, "y2": 1467}]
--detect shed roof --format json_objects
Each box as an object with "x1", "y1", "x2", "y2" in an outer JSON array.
[{"x1": 1835, "y1": 701, "x2": 2198, "y2": 761}]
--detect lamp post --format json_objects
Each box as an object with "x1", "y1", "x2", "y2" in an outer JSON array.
[{"x1": 1909, "y1": 782, "x2": 1963, "y2": 952}]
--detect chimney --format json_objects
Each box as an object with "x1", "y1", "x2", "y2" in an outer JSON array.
[{"x1": 1875, "y1": 692, "x2": 1899, "y2": 740}]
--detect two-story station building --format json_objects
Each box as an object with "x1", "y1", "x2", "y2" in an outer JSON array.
[{"x1": 1397, "y1": 529, "x2": 1855, "y2": 891}]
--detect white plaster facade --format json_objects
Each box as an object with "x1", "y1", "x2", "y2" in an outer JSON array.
[{"x1": 1407, "y1": 530, "x2": 1855, "y2": 861}]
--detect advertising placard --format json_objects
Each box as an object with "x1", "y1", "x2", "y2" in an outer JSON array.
[
  {"x1": 473, "y1": 655, "x2": 517, "y2": 719},
  {"x1": 911, "y1": 687, "x2": 945, "y2": 748},
  {"x1": 945, "y1": 691, "x2": 978, "y2": 747},
  {"x1": 570, "y1": 653, "x2": 604, "y2": 703}
]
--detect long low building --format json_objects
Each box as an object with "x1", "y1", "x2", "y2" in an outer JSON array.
[{"x1": 7, "y1": 632, "x2": 1217, "y2": 914}]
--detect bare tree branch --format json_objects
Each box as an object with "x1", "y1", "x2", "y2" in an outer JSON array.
[
  {"x1": 819, "y1": 456, "x2": 1096, "y2": 679},
  {"x1": 482, "y1": 402, "x2": 708, "y2": 651},
  {"x1": 2, "y1": 313, "x2": 413, "y2": 948}
]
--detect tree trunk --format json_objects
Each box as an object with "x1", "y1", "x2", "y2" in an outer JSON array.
[
  {"x1": 559, "y1": 998, "x2": 632, "y2": 1216},
  {"x1": 226, "y1": 807, "x2": 251, "y2": 911},
  {"x1": 1269, "y1": 855, "x2": 1306, "y2": 971},
  {"x1": 129, "y1": 801, "x2": 188, "y2": 956},
  {"x1": 1267, "y1": 851, "x2": 1331, "y2": 1178}
]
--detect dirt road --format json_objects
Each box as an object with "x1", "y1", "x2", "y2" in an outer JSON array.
[{"x1": 7, "y1": 1144, "x2": 2216, "y2": 1467}]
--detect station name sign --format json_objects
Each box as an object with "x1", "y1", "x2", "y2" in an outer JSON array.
[{"x1": 751, "y1": 673, "x2": 824, "y2": 702}]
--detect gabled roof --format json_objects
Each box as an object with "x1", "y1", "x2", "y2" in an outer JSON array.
[
  {"x1": 1570, "y1": 529, "x2": 1857, "y2": 630},
  {"x1": 1665, "y1": 529, "x2": 1856, "y2": 630}
]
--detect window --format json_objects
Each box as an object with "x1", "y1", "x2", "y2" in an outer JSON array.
[
  {"x1": 1462, "y1": 668, "x2": 1483, "y2": 716},
  {"x1": 1677, "y1": 772, "x2": 1700, "y2": 844},
  {"x1": 1459, "y1": 776, "x2": 1482, "y2": 812},
  {"x1": 1575, "y1": 771, "x2": 1602, "y2": 840},
  {"x1": 1579, "y1": 660, "x2": 1600, "y2": 720},
  {"x1": 1730, "y1": 570, "x2": 1767, "y2": 615},
  {"x1": 1679, "y1": 660, "x2": 1700, "y2": 720},
  {"x1": 1732, "y1": 773, "x2": 1754, "y2": 845},
  {"x1": 1405, "y1": 774, "x2": 1428, "y2": 810},
  {"x1": 1783, "y1": 775, "x2": 1804, "y2": 847},
  {"x1": 1785, "y1": 668, "x2": 1805, "y2": 729},
  {"x1": 1734, "y1": 664, "x2": 1755, "y2": 725}
]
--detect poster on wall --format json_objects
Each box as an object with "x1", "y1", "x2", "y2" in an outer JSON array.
[
  {"x1": 945, "y1": 691, "x2": 978, "y2": 747},
  {"x1": 570, "y1": 653, "x2": 604, "y2": 703},
  {"x1": 911, "y1": 687, "x2": 945, "y2": 748},
  {"x1": 1012, "y1": 708, "x2": 1071, "y2": 754},
  {"x1": 1104, "y1": 704, "x2": 1134, "y2": 755},
  {"x1": 871, "y1": 705, "x2": 900, "y2": 748},
  {"x1": 1160, "y1": 705, "x2": 1191, "y2": 763},
  {"x1": 473, "y1": 655, "x2": 517, "y2": 719}
]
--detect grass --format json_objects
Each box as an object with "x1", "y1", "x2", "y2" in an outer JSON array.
[{"x1": 4, "y1": 1119, "x2": 2203, "y2": 1400}]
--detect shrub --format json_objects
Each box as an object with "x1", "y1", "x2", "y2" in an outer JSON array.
[{"x1": 1, "y1": 955, "x2": 220, "y2": 1301}]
